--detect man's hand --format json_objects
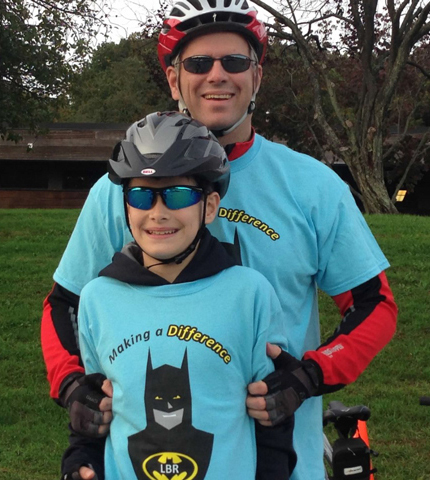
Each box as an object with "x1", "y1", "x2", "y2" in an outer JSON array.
[
  {"x1": 63, "y1": 464, "x2": 98, "y2": 480},
  {"x1": 61, "y1": 373, "x2": 113, "y2": 437},
  {"x1": 247, "y1": 344, "x2": 321, "y2": 426}
]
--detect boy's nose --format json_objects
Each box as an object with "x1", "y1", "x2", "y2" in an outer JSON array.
[{"x1": 149, "y1": 194, "x2": 169, "y2": 218}]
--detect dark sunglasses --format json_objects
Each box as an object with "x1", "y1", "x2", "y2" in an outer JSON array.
[
  {"x1": 177, "y1": 54, "x2": 256, "y2": 74},
  {"x1": 125, "y1": 186, "x2": 204, "y2": 211}
]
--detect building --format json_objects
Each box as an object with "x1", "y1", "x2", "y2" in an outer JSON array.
[
  {"x1": 0, "y1": 124, "x2": 127, "y2": 208},
  {"x1": 1, "y1": 123, "x2": 429, "y2": 213}
]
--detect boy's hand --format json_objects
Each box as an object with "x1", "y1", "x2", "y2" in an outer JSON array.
[
  {"x1": 63, "y1": 464, "x2": 98, "y2": 480},
  {"x1": 62, "y1": 373, "x2": 113, "y2": 437},
  {"x1": 246, "y1": 344, "x2": 320, "y2": 426}
]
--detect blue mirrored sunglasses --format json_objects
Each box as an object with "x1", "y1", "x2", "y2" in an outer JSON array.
[{"x1": 125, "y1": 186, "x2": 204, "y2": 211}]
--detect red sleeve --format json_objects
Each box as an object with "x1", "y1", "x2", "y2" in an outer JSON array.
[
  {"x1": 303, "y1": 272, "x2": 397, "y2": 393},
  {"x1": 41, "y1": 283, "x2": 85, "y2": 400}
]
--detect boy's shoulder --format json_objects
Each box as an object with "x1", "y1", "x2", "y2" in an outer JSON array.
[{"x1": 80, "y1": 274, "x2": 121, "y2": 298}]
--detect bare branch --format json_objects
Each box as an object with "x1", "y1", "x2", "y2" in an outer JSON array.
[
  {"x1": 383, "y1": 99, "x2": 421, "y2": 161},
  {"x1": 407, "y1": 60, "x2": 430, "y2": 79},
  {"x1": 391, "y1": 131, "x2": 430, "y2": 202},
  {"x1": 398, "y1": 0, "x2": 421, "y2": 39}
]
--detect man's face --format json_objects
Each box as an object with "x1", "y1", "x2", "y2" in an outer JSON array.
[{"x1": 166, "y1": 32, "x2": 262, "y2": 144}]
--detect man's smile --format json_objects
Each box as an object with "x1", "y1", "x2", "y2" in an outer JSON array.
[{"x1": 203, "y1": 94, "x2": 233, "y2": 100}]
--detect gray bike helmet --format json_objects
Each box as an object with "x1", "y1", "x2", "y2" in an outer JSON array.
[
  {"x1": 108, "y1": 111, "x2": 230, "y2": 266},
  {"x1": 108, "y1": 111, "x2": 230, "y2": 198}
]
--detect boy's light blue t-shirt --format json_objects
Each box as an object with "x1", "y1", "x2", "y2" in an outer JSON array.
[
  {"x1": 55, "y1": 134, "x2": 389, "y2": 480},
  {"x1": 79, "y1": 266, "x2": 287, "y2": 480}
]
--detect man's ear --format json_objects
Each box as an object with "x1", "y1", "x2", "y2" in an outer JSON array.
[
  {"x1": 254, "y1": 64, "x2": 263, "y2": 95},
  {"x1": 166, "y1": 66, "x2": 180, "y2": 101},
  {"x1": 205, "y1": 192, "x2": 221, "y2": 225}
]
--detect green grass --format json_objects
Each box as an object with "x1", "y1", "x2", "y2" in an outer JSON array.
[{"x1": 1, "y1": 210, "x2": 430, "y2": 479}]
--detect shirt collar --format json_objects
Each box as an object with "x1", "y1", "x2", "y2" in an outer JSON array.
[{"x1": 224, "y1": 128, "x2": 255, "y2": 161}]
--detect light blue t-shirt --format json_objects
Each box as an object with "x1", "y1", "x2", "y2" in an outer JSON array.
[
  {"x1": 55, "y1": 134, "x2": 389, "y2": 480},
  {"x1": 79, "y1": 266, "x2": 287, "y2": 480}
]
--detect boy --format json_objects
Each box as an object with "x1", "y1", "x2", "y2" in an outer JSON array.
[{"x1": 61, "y1": 111, "x2": 294, "y2": 480}]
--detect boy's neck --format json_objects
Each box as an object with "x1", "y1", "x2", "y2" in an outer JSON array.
[{"x1": 143, "y1": 246, "x2": 199, "y2": 283}]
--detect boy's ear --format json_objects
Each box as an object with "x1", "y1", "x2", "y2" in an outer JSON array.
[
  {"x1": 166, "y1": 66, "x2": 180, "y2": 101},
  {"x1": 205, "y1": 192, "x2": 220, "y2": 224}
]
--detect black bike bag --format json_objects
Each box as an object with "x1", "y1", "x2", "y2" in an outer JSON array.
[{"x1": 332, "y1": 437, "x2": 375, "y2": 479}]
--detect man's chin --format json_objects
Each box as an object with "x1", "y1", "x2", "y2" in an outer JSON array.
[{"x1": 191, "y1": 111, "x2": 235, "y2": 132}]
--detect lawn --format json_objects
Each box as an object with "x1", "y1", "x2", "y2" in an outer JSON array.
[{"x1": 0, "y1": 210, "x2": 429, "y2": 479}]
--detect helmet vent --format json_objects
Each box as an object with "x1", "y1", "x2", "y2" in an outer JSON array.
[
  {"x1": 176, "y1": 11, "x2": 251, "y2": 31},
  {"x1": 208, "y1": 0, "x2": 217, "y2": 7},
  {"x1": 224, "y1": 0, "x2": 232, "y2": 6},
  {"x1": 170, "y1": 8, "x2": 185, "y2": 17},
  {"x1": 187, "y1": 0, "x2": 204, "y2": 10},
  {"x1": 176, "y1": 2, "x2": 191, "y2": 11}
]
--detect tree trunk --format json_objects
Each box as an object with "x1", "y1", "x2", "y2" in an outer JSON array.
[{"x1": 347, "y1": 159, "x2": 398, "y2": 214}]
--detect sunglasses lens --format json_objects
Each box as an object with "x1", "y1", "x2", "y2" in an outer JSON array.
[
  {"x1": 222, "y1": 55, "x2": 251, "y2": 73},
  {"x1": 127, "y1": 188, "x2": 154, "y2": 210},
  {"x1": 182, "y1": 55, "x2": 252, "y2": 74},
  {"x1": 164, "y1": 187, "x2": 203, "y2": 210},
  {"x1": 183, "y1": 57, "x2": 213, "y2": 74},
  {"x1": 127, "y1": 187, "x2": 203, "y2": 210}
]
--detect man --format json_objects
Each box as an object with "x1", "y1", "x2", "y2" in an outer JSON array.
[{"x1": 41, "y1": 2, "x2": 397, "y2": 479}]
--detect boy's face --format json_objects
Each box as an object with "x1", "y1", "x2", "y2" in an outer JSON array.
[
  {"x1": 166, "y1": 32, "x2": 262, "y2": 144},
  {"x1": 127, "y1": 176, "x2": 220, "y2": 266}
]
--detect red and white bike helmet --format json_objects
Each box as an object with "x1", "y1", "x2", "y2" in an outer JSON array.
[{"x1": 158, "y1": 0, "x2": 268, "y2": 72}]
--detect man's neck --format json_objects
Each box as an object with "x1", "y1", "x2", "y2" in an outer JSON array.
[{"x1": 216, "y1": 119, "x2": 253, "y2": 147}]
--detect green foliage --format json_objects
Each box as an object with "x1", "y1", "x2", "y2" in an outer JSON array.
[
  {"x1": 0, "y1": 0, "x2": 110, "y2": 142},
  {"x1": 320, "y1": 214, "x2": 430, "y2": 479},
  {"x1": 1, "y1": 210, "x2": 430, "y2": 478},
  {"x1": 58, "y1": 35, "x2": 176, "y2": 123}
]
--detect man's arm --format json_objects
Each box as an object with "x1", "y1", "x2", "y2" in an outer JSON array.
[
  {"x1": 41, "y1": 283, "x2": 113, "y2": 436},
  {"x1": 247, "y1": 272, "x2": 397, "y2": 424},
  {"x1": 303, "y1": 271, "x2": 397, "y2": 392},
  {"x1": 41, "y1": 283, "x2": 83, "y2": 401}
]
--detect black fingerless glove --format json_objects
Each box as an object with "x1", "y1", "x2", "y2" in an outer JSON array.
[
  {"x1": 262, "y1": 350, "x2": 323, "y2": 425},
  {"x1": 60, "y1": 373, "x2": 108, "y2": 438}
]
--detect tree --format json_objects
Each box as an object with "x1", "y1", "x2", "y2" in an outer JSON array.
[
  {"x1": 58, "y1": 34, "x2": 175, "y2": 123},
  {"x1": 252, "y1": 0, "x2": 430, "y2": 213},
  {"x1": 0, "y1": 0, "x2": 111, "y2": 141}
]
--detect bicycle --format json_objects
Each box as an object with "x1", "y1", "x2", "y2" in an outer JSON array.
[{"x1": 323, "y1": 401, "x2": 378, "y2": 480}]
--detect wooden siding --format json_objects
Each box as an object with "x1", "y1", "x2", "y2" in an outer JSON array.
[{"x1": 0, "y1": 190, "x2": 87, "y2": 209}]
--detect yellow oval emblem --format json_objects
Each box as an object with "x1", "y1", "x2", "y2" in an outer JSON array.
[{"x1": 142, "y1": 451, "x2": 198, "y2": 480}]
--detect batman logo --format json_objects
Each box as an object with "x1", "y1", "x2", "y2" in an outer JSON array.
[{"x1": 142, "y1": 452, "x2": 198, "y2": 480}]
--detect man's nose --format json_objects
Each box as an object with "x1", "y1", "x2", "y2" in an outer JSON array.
[{"x1": 207, "y1": 58, "x2": 229, "y2": 81}]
